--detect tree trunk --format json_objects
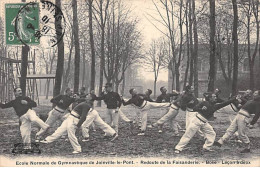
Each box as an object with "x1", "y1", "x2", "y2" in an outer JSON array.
[
  {"x1": 82, "y1": 48, "x2": 86, "y2": 88},
  {"x1": 192, "y1": 0, "x2": 198, "y2": 97},
  {"x1": 188, "y1": 0, "x2": 193, "y2": 86},
  {"x1": 231, "y1": 0, "x2": 238, "y2": 95},
  {"x1": 53, "y1": 0, "x2": 65, "y2": 97},
  {"x1": 88, "y1": 0, "x2": 96, "y2": 91},
  {"x1": 97, "y1": 24, "x2": 106, "y2": 107},
  {"x1": 61, "y1": 35, "x2": 74, "y2": 93},
  {"x1": 20, "y1": 45, "x2": 29, "y2": 96},
  {"x1": 121, "y1": 74, "x2": 125, "y2": 95},
  {"x1": 72, "y1": 0, "x2": 80, "y2": 93},
  {"x1": 183, "y1": 2, "x2": 190, "y2": 90},
  {"x1": 208, "y1": 0, "x2": 216, "y2": 92},
  {"x1": 154, "y1": 78, "x2": 157, "y2": 99}
]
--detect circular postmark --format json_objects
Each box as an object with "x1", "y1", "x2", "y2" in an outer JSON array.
[
  {"x1": 14, "y1": 2, "x2": 39, "y2": 46},
  {"x1": 15, "y1": 0, "x2": 66, "y2": 47}
]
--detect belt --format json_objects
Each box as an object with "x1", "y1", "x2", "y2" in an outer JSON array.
[
  {"x1": 196, "y1": 114, "x2": 207, "y2": 123},
  {"x1": 54, "y1": 106, "x2": 65, "y2": 113},
  {"x1": 238, "y1": 109, "x2": 250, "y2": 118},
  {"x1": 139, "y1": 100, "x2": 147, "y2": 109},
  {"x1": 170, "y1": 104, "x2": 179, "y2": 110},
  {"x1": 186, "y1": 108, "x2": 195, "y2": 112},
  {"x1": 70, "y1": 111, "x2": 80, "y2": 119}
]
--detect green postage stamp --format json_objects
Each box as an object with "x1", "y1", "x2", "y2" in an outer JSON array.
[{"x1": 5, "y1": 3, "x2": 39, "y2": 45}]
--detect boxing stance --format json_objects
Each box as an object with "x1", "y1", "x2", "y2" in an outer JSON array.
[
  {"x1": 122, "y1": 88, "x2": 170, "y2": 135},
  {"x1": 94, "y1": 83, "x2": 133, "y2": 134},
  {"x1": 214, "y1": 90, "x2": 260, "y2": 153},
  {"x1": 174, "y1": 93, "x2": 238, "y2": 153},
  {"x1": 0, "y1": 87, "x2": 49, "y2": 149},
  {"x1": 152, "y1": 85, "x2": 196, "y2": 136},
  {"x1": 40, "y1": 94, "x2": 118, "y2": 154},
  {"x1": 35, "y1": 88, "x2": 75, "y2": 141},
  {"x1": 155, "y1": 86, "x2": 180, "y2": 134}
]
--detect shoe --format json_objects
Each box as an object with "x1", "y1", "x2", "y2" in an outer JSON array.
[
  {"x1": 137, "y1": 131, "x2": 145, "y2": 136},
  {"x1": 158, "y1": 130, "x2": 163, "y2": 133},
  {"x1": 213, "y1": 141, "x2": 222, "y2": 147},
  {"x1": 172, "y1": 133, "x2": 179, "y2": 137},
  {"x1": 240, "y1": 148, "x2": 250, "y2": 153},
  {"x1": 111, "y1": 133, "x2": 118, "y2": 142},
  {"x1": 203, "y1": 148, "x2": 214, "y2": 152},
  {"x1": 147, "y1": 124, "x2": 152, "y2": 128},
  {"x1": 152, "y1": 123, "x2": 158, "y2": 128},
  {"x1": 82, "y1": 137, "x2": 90, "y2": 142},
  {"x1": 72, "y1": 150, "x2": 82, "y2": 154},
  {"x1": 175, "y1": 149, "x2": 181, "y2": 154},
  {"x1": 236, "y1": 139, "x2": 242, "y2": 143},
  {"x1": 40, "y1": 139, "x2": 49, "y2": 144},
  {"x1": 35, "y1": 136, "x2": 41, "y2": 143}
]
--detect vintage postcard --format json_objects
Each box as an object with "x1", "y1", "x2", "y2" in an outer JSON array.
[{"x1": 0, "y1": 0, "x2": 259, "y2": 167}]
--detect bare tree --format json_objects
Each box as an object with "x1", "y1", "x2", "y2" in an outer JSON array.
[
  {"x1": 20, "y1": 0, "x2": 30, "y2": 96},
  {"x1": 147, "y1": 0, "x2": 183, "y2": 91},
  {"x1": 240, "y1": 0, "x2": 259, "y2": 90},
  {"x1": 192, "y1": 0, "x2": 198, "y2": 97},
  {"x1": 93, "y1": 0, "x2": 110, "y2": 106},
  {"x1": 232, "y1": 0, "x2": 239, "y2": 95},
  {"x1": 145, "y1": 38, "x2": 166, "y2": 98},
  {"x1": 53, "y1": 0, "x2": 65, "y2": 97},
  {"x1": 208, "y1": 0, "x2": 216, "y2": 92},
  {"x1": 87, "y1": 0, "x2": 96, "y2": 91},
  {"x1": 72, "y1": 0, "x2": 81, "y2": 93}
]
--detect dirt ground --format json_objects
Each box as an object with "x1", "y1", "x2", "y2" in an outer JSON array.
[{"x1": 0, "y1": 102, "x2": 259, "y2": 163}]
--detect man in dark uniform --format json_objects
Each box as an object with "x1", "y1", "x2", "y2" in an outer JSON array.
[
  {"x1": 94, "y1": 83, "x2": 122, "y2": 133},
  {"x1": 175, "y1": 93, "x2": 239, "y2": 153},
  {"x1": 122, "y1": 88, "x2": 171, "y2": 135},
  {"x1": 36, "y1": 88, "x2": 75, "y2": 141},
  {"x1": 41, "y1": 94, "x2": 117, "y2": 154},
  {"x1": 156, "y1": 86, "x2": 178, "y2": 103},
  {"x1": 215, "y1": 90, "x2": 260, "y2": 153},
  {"x1": 0, "y1": 87, "x2": 49, "y2": 148}
]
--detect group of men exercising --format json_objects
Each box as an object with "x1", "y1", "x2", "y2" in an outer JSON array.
[{"x1": 0, "y1": 83, "x2": 259, "y2": 154}]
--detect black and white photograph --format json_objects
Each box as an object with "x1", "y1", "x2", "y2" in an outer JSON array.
[{"x1": 0, "y1": 0, "x2": 259, "y2": 167}]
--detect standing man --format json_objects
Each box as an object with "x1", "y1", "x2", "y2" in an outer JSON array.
[
  {"x1": 174, "y1": 93, "x2": 239, "y2": 153},
  {"x1": 122, "y1": 88, "x2": 171, "y2": 135},
  {"x1": 214, "y1": 90, "x2": 260, "y2": 153},
  {"x1": 156, "y1": 86, "x2": 178, "y2": 103},
  {"x1": 153, "y1": 85, "x2": 196, "y2": 136},
  {"x1": 94, "y1": 83, "x2": 122, "y2": 133},
  {"x1": 155, "y1": 86, "x2": 180, "y2": 133},
  {"x1": 184, "y1": 85, "x2": 200, "y2": 129},
  {"x1": 79, "y1": 87, "x2": 87, "y2": 98},
  {"x1": 41, "y1": 94, "x2": 118, "y2": 154},
  {"x1": 0, "y1": 87, "x2": 49, "y2": 148},
  {"x1": 35, "y1": 88, "x2": 75, "y2": 141}
]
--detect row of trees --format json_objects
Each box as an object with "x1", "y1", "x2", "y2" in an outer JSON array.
[
  {"x1": 144, "y1": 0, "x2": 259, "y2": 97},
  {"x1": 11, "y1": 0, "x2": 143, "y2": 100}
]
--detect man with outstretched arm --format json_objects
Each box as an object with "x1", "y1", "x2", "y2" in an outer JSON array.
[
  {"x1": 40, "y1": 94, "x2": 118, "y2": 154},
  {"x1": 214, "y1": 90, "x2": 260, "y2": 153},
  {"x1": 0, "y1": 87, "x2": 49, "y2": 149},
  {"x1": 94, "y1": 83, "x2": 124, "y2": 134},
  {"x1": 152, "y1": 85, "x2": 195, "y2": 136},
  {"x1": 174, "y1": 93, "x2": 239, "y2": 153},
  {"x1": 35, "y1": 88, "x2": 75, "y2": 142},
  {"x1": 121, "y1": 88, "x2": 171, "y2": 135}
]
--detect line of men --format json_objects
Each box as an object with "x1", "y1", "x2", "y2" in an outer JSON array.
[{"x1": 0, "y1": 83, "x2": 259, "y2": 154}]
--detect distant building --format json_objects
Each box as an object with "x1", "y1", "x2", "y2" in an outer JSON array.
[{"x1": 168, "y1": 44, "x2": 260, "y2": 97}]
